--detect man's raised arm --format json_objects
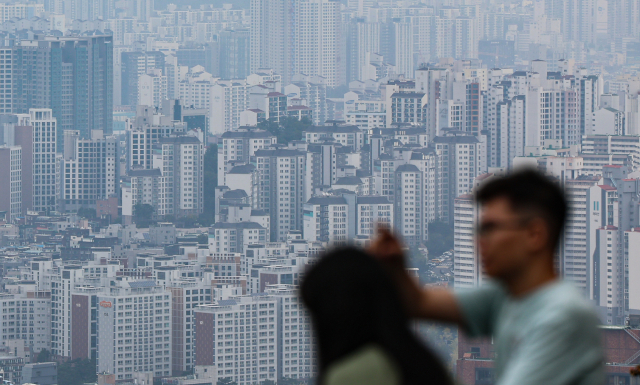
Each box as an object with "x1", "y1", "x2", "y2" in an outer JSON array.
[{"x1": 368, "y1": 229, "x2": 465, "y2": 326}]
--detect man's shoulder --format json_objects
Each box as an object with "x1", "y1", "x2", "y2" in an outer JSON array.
[{"x1": 532, "y1": 281, "x2": 600, "y2": 329}]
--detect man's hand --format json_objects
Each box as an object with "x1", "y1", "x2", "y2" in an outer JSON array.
[
  {"x1": 367, "y1": 227, "x2": 406, "y2": 266},
  {"x1": 368, "y1": 227, "x2": 464, "y2": 325},
  {"x1": 368, "y1": 228, "x2": 427, "y2": 318}
]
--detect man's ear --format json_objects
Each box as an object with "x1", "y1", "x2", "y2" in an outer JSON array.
[{"x1": 526, "y1": 217, "x2": 550, "y2": 254}]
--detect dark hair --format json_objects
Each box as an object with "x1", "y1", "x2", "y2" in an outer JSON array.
[{"x1": 476, "y1": 169, "x2": 567, "y2": 249}]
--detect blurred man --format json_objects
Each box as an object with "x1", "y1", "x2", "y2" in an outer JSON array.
[{"x1": 369, "y1": 170, "x2": 604, "y2": 385}]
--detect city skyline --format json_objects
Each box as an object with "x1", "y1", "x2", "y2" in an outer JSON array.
[{"x1": 0, "y1": 0, "x2": 639, "y2": 384}]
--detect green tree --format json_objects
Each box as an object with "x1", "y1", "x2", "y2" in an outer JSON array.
[
  {"x1": 217, "y1": 378, "x2": 238, "y2": 385},
  {"x1": 278, "y1": 377, "x2": 302, "y2": 385},
  {"x1": 133, "y1": 203, "x2": 155, "y2": 228},
  {"x1": 419, "y1": 322, "x2": 458, "y2": 371},
  {"x1": 76, "y1": 207, "x2": 96, "y2": 219},
  {"x1": 196, "y1": 233, "x2": 208, "y2": 244},
  {"x1": 425, "y1": 220, "x2": 454, "y2": 258},
  {"x1": 57, "y1": 358, "x2": 97, "y2": 385},
  {"x1": 35, "y1": 349, "x2": 50, "y2": 363},
  {"x1": 258, "y1": 116, "x2": 313, "y2": 144},
  {"x1": 261, "y1": 380, "x2": 277, "y2": 385}
]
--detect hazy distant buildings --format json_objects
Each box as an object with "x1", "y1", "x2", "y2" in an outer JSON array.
[
  {"x1": 121, "y1": 168, "x2": 165, "y2": 219},
  {"x1": 433, "y1": 133, "x2": 484, "y2": 224},
  {"x1": 194, "y1": 296, "x2": 279, "y2": 384},
  {"x1": 219, "y1": 28, "x2": 251, "y2": 80},
  {"x1": 194, "y1": 287, "x2": 317, "y2": 385},
  {"x1": 138, "y1": 69, "x2": 168, "y2": 108},
  {"x1": 453, "y1": 194, "x2": 479, "y2": 288},
  {"x1": 96, "y1": 279, "x2": 173, "y2": 380},
  {"x1": 250, "y1": 0, "x2": 343, "y2": 86},
  {"x1": 60, "y1": 130, "x2": 118, "y2": 213},
  {"x1": 121, "y1": 51, "x2": 166, "y2": 107},
  {"x1": 0, "y1": 145, "x2": 21, "y2": 221},
  {"x1": 217, "y1": 129, "x2": 277, "y2": 186},
  {"x1": 157, "y1": 135, "x2": 205, "y2": 218},
  {"x1": 255, "y1": 148, "x2": 307, "y2": 242},
  {"x1": 29, "y1": 109, "x2": 58, "y2": 213},
  {"x1": 11, "y1": 34, "x2": 113, "y2": 149},
  {"x1": 210, "y1": 80, "x2": 249, "y2": 134}
]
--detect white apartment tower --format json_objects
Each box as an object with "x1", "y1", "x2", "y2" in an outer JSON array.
[
  {"x1": 167, "y1": 280, "x2": 213, "y2": 375},
  {"x1": 433, "y1": 134, "x2": 484, "y2": 224},
  {"x1": 138, "y1": 70, "x2": 168, "y2": 109},
  {"x1": 562, "y1": 176, "x2": 602, "y2": 296},
  {"x1": 297, "y1": 0, "x2": 343, "y2": 87},
  {"x1": 0, "y1": 290, "x2": 51, "y2": 355},
  {"x1": 210, "y1": 80, "x2": 248, "y2": 135},
  {"x1": 30, "y1": 109, "x2": 57, "y2": 213},
  {"x1": 96, "y1": 279, "x2": 173, "y2": 381},
  {"x1": 61, "y1": 130, "x2": 118, "y2": 212},
  {"x1": 157, "y1": 135, "x2": 205, "y2": 218},
  {"x1": 302, "y1": 196, "x2": 349, "y2": 246},
  {"x1": 217, "y1": 130, "x2": 277, "y2": 187},
  {"x1": 267, "y1": 285, "x2": 317, "y2": 380},
  {"x1": 453, "y1": 194, "x2": 479, "y2": 288},
  {"x1": 255, "y1": 148, "x2": 307, "y2": 242},
  {"x1": 51, "y1": 265, "x2": 85, "y2": 360},
  {"x1": 194, "y1": 296, "x2": 279, "y2": 384},
  {"x1": 251, "y1": 0, "x2": 343, "y2": 86}
]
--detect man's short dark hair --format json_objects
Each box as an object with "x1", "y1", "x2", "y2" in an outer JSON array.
[{"x1": 475, "y1": 169, "x2": 567, "y2": 249}]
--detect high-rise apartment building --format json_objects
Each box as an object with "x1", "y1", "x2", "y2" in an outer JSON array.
[
  {"x1": 380, "y1": 19, "x2": 414, "y2": 78},
  {"x1": 302, "y1": 196, "x2": 349, "y2": 246},
  {"x1": 453, "y1": 194, "x2": 479, "y2": 288},
  {"x1": 51, "y1": 264, "x2": 85, "y2": 360},
  {"x1": 346, "y1": 19, "x2": 380, "y2": 84},
  {"x1": 121, "y1": 169, "x2": 165, "y2": 220},
  {"x1": 356, "y1": 196, "x2": 393, "y2": 237},
  {"x1": 60, "y1": 130, "x2": 118, "y2": 212},
  {"x1": 293, "y1": 75, "x2": 328, "y2": 124},
  {"x1": 125, "y1": 106, "x2": 186, "y2": 171},
  {"x1": 219, "y1": 29, "x2": 251, "y2": 80},
  {"x1": 297, "y1": 0, "x2": 343, "y2": 87},
  {"x1": 62, "y1": 0, "x2": 115, "y2": 21},
  {"x1": 29, "y1": 109, "x2": 57, "y2": 213},
  {"x1": 250, "y1": 0, "x2": 343, "y2": 86},
  {"x1": 167, "y1": 280, "x2": 212, "y2": 375},
  {"x1": 562, "y1": 175, "x2": 602, "y2": 296},
  {"x1": 0, "y1": 145, "x2": 21, "y2": 221},
  {"x1": 138, "y1": 70, "x2": 168, "y2": 108},
  {"x1": 217, "y1": 129, "x2": 277, "y2": 187},
  {"x1": 393, "y1": 164, "x2": 425, "y2": 247},
  {"x1": 156, "y1": 135, "x2": 205, "y2": 218},
  {"x1": 267, "y1": 285, "x2": 317, "y2": 381},
  {"x1": 121, "y1": 51, "x2": 166, "y2": 107},
  {"x1": 255, "y1": 148, "x2": 307, "y2": 242},
  {"x1": 0, "y1": 46, "x2": 13, "y2": 114},
  {"x1": 177, "y1": 66, "x2": 217, "y2": 109},
  {"x1": 12, "y1": 34, "x2": 113, "y2": 149},
  {"x1": 0, "y1": 289, "x2": 51, "y2": 356},
  {"x1": 209, "y1": 222, "x2": 267, "y2": 255},
  {"x1": 194, "y1": 295, "x2": 279, "y2": 384},
  {"x1": 433, "y1": 133, "x2": 484, "y2": 223},
  {"x1": 210, "y1": 80, "x2": 248, "y2": 134},
  {"x1": 581, "y1": 135, "x2": 640, "y2": 172},
  {"x1": 96, "y1": 279, "x2": 173, "y2": 381},
  {"x1": 195, "y1": 287, "x2": 317, "y2": 384}
]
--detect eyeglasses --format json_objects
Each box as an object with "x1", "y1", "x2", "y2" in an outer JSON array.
[{"x1": 476, "y1": 218, "x2": 530, "y2": 237}]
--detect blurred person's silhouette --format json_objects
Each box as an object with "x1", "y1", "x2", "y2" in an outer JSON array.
[
  {"x1": 301, "y1": 247, "x2": 453, "y2": 385},
  {"x1": 368, "y1": 170, "x2": 604, "y2": 385}
]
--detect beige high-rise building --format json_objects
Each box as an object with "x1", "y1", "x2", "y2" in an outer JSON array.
[{"x1": 250, "y1": 0, "x2": 343, "y2": 87}]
